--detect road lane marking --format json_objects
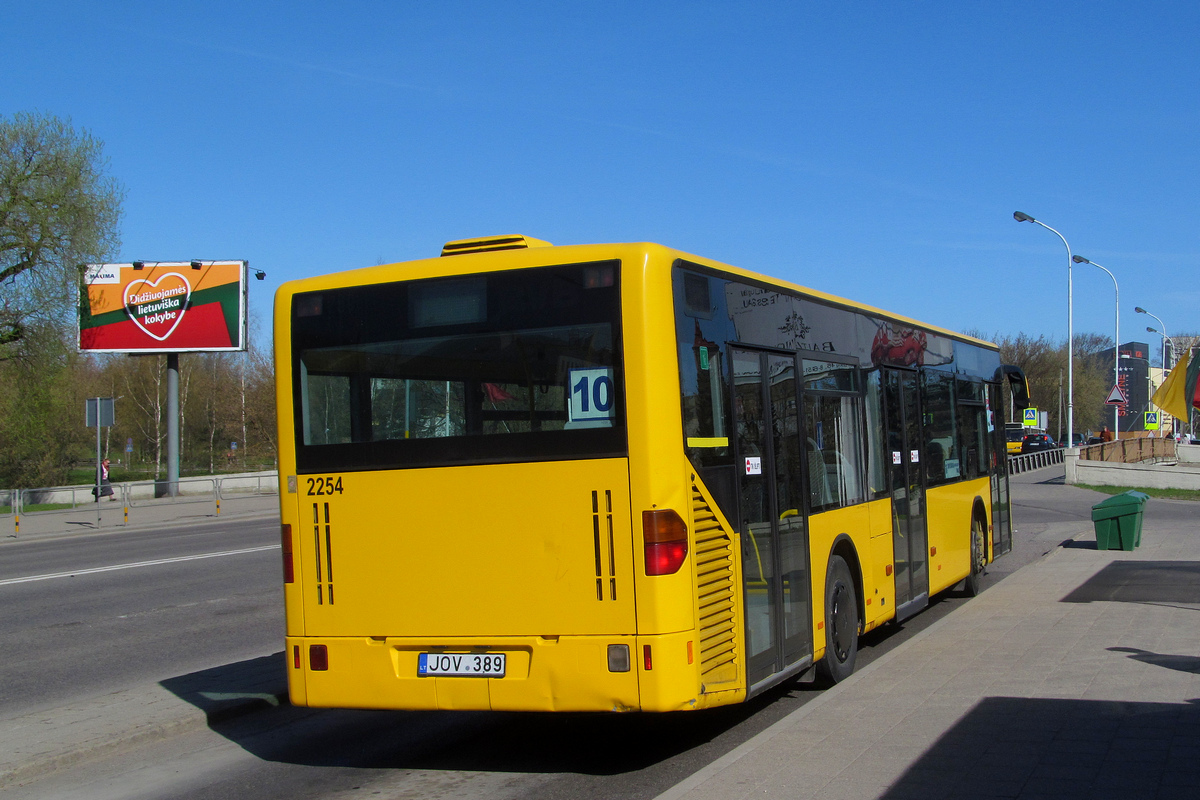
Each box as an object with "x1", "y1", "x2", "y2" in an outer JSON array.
[{"x1": 0, "y1": 545, "x2": 280, "y2": 586}]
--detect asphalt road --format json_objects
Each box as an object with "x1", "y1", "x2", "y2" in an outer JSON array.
[
  {"x1": 2, "y1": 466, "x2": 1112, "y2": 799},
  {"x1": 0, "y1": 517, "x2": 281, "y2": 717}
]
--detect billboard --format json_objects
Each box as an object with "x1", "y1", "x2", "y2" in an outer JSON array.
[{"x1": 79, "y1": 261, "x2": 248, "y2": 353}]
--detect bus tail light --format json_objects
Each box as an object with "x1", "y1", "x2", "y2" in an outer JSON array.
[
  {"x1": 310, "y1": 644, "x2": 328, "y2": 671},
  {"x1": 643, "y1": 509, "x2": 688, "y2": 575},
  {"x1": 281, "y1": 524, "x2": 294, "y2": 583}
]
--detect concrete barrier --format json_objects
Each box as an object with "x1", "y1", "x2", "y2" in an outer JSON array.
[{"x1": 1065, "y1": 449, "x2": 1200, "y2": 490}]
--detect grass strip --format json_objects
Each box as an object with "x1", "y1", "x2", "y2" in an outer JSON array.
[{"x1": 1075, "y1": 483, "x2": 1200, "y2": 502}]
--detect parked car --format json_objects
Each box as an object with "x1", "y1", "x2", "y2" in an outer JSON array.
[{"x1": 1021, "y1": 433, "x2": 1058, "y2": 454}]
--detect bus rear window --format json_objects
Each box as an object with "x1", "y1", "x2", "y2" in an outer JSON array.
[{"x1": 291, "y1": 262, "x2": 625, "y2": 472}]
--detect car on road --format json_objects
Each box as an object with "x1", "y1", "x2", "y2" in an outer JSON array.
[{"x1": 1021, "y1": 433, "x2": 1058, "y2": 454}]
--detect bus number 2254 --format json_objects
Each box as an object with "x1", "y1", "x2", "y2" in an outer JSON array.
[{"x1": 307, "y1": 476, "x2": 344, "y2": 496}]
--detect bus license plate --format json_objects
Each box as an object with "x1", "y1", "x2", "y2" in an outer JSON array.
[{"x1": 418, "y1": 652, "x2": 506, "y2": 678}]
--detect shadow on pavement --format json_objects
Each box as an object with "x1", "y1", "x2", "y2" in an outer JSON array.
[
  {"x1": 880, "y1": 696, "x2": 1200, "y2": 799},
  {"x1": 1061, "y1": 561, "x2": 1200, "y2": 605},
  {"x1": 156, "y1": 650, "x2": 802, "y2": 777},
  {"x1": 159, "y1": 652, "x2": 288, "y2": 724},
  {"x1": 1108, "y1": 647, "x2": 1200, "y2": 675}
]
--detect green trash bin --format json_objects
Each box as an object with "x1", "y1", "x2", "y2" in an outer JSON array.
[{"x1": 1091, "y1": 491, "x2": 1149, "y2": 551}]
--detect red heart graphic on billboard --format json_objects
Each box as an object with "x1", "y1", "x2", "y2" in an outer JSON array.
[{"x1": 124, "y1": 273, "x2": 192, "y2": 342}]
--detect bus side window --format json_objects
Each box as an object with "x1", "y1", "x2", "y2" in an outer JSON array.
[
  {"x1": 921, "y1": 371, "x2": 956, "y2": 486},
  {"x1": 803, "y1": 394, "x2": 865, "y2": 511},
  {"x1": 864, "y1": 370, "x2": 888, "y2": 498}
]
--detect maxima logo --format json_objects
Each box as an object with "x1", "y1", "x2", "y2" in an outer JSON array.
[{"x1": 84, "y1": 264, "x2": 120, "y2": 284}]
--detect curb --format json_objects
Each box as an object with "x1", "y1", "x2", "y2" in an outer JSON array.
[{"x1": 0, "y1": 680, "x2": 287, "y2": 789}]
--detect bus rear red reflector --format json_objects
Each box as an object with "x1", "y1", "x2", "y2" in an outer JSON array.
[
  {"x1": 643, "y1": 645, "x2": 653, "y2": 670},
  {"x1": 642, "y1": 509, "x2": 687, "y2": 575},
  {"x1": 310, "y1": 644, "x2": 328, "y2": 671},
  {"x1": 293, "y1": 645, "x2": 300, "y2": 669},
  {"x1": 281, "y1": 524, "x2": 294, "y2": 583}
]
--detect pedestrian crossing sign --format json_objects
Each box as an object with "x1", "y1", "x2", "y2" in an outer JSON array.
[
  {"x1": 1145, "y1": 411, "x2": 1159, "y2": 430},
  {"x1": 1023, "y1": 407, "x2": 1038, "y2": 427}
]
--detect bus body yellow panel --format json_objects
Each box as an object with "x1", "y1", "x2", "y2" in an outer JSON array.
[
  {"x1": 926, "y1": 477, "x2": 991, "y2": 596},
  {"x1": 287, "y1": 459, "x2": 636, "y2": 639},
  {"x1": 862, "y1": 498, "x2": 897, "y2": 633},
  {"x1": 622, "y1": 247, "x2": 697, "y2": 640}
]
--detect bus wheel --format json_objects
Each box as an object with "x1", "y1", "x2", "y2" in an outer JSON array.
[
  {"x1": 818, "y1": 555, "x2": 858, "y2": 683},
  {"x1": 964, "y1": 515, "x2": 986, "y2": 597}
]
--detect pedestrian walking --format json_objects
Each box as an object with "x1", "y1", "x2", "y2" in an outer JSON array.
[{"x1": 94, "y1": 458, "x2": 115, "y2": 501}]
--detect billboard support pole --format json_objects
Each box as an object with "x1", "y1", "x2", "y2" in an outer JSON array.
[
  {"x1": 167, "y1": 353, "x2": 180, "y2": 497},
  {"x1": 86, "y1": 397, "x2": 114, "y2": 524},
  {"x1": 96, "y1": 407, "x2": 103, "y2": 526}
]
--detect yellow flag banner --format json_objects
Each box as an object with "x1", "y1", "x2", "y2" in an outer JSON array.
[{"x1": 1151, "y1": 347, "x2": 1200, "y2": 422}]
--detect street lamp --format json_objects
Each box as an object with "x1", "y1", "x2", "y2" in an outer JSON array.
[
  {"x1": 1015, "y1": 211, "x2": 1075, "y2": 444},
  {"x1": 1134, "y1": 307, "x2": 1169, "y2": 371},
  {"x1": 1141, "y1": 313, "x2": 1175, "y2": 438},
  {"x1": 1073, "y1": 255, "x2": 1120, "y2": 436}
]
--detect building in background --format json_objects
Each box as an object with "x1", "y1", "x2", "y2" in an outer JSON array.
[{"x1": 1100, "y1": 341, "x2": 1150, "y2": 435}]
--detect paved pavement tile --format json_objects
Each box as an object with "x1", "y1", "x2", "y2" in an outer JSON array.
[{"x1": 658, "y1": 489, "x2": 1200, "y2": 800}]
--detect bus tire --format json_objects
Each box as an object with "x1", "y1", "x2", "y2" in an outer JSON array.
[
  {"x1": 964, "y1": 514, "x2": 986, "y2": 597},
  {"x1": 818, "y1": 555, "x2": 858, "y2": 684}
]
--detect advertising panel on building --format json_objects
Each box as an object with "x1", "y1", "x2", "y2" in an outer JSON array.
[{"x1": 78, "y1": 261, "x2": 248, "y2": 353}]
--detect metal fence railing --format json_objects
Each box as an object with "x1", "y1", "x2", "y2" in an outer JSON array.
[
  {"x1": 1008, "y1": 447, "x2": 1066, "y2": 475},
  {"x1": 3, "y1": 471, "x2": 278, "y2": 533}
]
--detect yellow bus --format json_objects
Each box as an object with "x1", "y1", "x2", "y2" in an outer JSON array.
[
  {"x1": 1005, "y1": 422, "x2": 1026, "y2": 454},
  {"x1": 274, "y1": 235, "x2": 1029, "y2": 712}
]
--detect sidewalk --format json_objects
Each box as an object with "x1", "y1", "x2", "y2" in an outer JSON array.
[
  {"x1": 0, "y1": 654, "x2": 286, "y2": 788},
  {"x1": 659, "y1": 495, "x2": 1200, "y2": 800},
  {"x1": 3, "y1": 492, "x2": 279, "y2": 542}
]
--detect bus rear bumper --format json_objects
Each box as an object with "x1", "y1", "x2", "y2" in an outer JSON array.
[{"x1": 287, "y1": 634, "x2": 648, "y2": 712}]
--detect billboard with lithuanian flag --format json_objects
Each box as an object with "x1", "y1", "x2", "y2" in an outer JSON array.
[{"x1": 79, "y1": 261, "x2": 247, "y2": 353}]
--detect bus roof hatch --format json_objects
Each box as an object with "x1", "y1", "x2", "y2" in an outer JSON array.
[{"x1": 440, "y1": 235, "x2": 553, "y2": 257}]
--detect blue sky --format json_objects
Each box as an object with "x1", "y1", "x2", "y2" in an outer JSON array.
[{"x1": 5, "y1": 2, "x2": 1197, "y2": 360}]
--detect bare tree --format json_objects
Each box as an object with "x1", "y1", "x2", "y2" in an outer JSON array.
[{"x1": 0, "y1": 112, "x2": 123, "y2": 350}]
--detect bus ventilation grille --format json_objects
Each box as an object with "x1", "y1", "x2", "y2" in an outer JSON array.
[
  {"x1": 312, "y1": 501, "x2": 335, "y2": 605},
  {"x1": 591, "y1": 489, "x2": 616, "y2": 601},
  {"x1": 692, "y1": 482, "x2": 738, "y2": 687},
  {"x1": 440, "y1": 235, "x2": 553, "y2": 257}
]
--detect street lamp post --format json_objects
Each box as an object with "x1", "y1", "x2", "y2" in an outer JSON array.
[
  {"x1": 1014, "y1": 212, "x2": 1075, "y2": 444},
  {"x1": 1073, "y1": 255, "x2": 1120, "y2": 436},
  {"x1": 1135, "y1": 307, "x2": 1169, "y2": 371},
  {"x1": 1136, "y1": 307, "x2": 1171, "y2": 437},
  {"x1": 1137, "y1": 304, "x2": 1176, "y2": 434}
]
